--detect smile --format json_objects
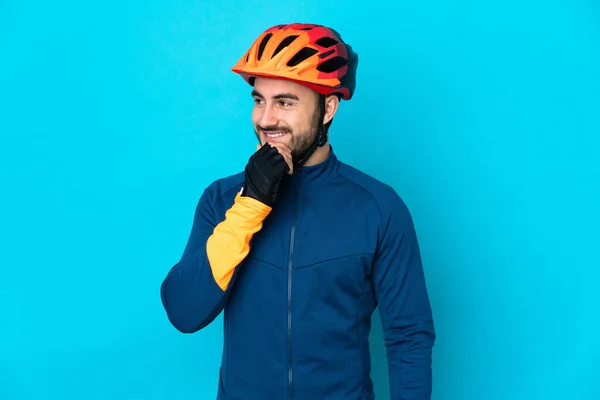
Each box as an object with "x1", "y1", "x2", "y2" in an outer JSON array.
[{"x1": 265, "y1": 132, "x2": 287, "y2": 138}]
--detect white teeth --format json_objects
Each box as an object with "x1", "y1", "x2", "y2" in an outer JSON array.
[{"x1": 266, "y1": 132, "x2": 285, "y2": 138}]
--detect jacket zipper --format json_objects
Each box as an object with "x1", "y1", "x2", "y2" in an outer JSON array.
[{"x1": 287, "y1": 176, "x2": 298, "y2": 400}]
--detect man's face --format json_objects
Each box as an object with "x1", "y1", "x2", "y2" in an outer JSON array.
[{"x1": 251, "y1": 77, "x2": 320, "y2": 162}]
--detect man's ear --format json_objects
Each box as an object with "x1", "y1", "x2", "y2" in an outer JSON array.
[{"x1": 323, "y1": 94, "x2": 340, "y2": 125}]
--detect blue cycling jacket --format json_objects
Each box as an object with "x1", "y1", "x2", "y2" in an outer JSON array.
[{"x1": 160, "y1": 147, "x2": 435, "y2": 399}]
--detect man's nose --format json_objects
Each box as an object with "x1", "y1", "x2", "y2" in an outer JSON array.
[{"x1": 258, "y1": 105, "x2": 279, "y2": 128}]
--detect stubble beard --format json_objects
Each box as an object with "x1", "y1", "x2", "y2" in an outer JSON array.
[{"x1": 254, "y1": 111, "x2": 321, "y2": 165}]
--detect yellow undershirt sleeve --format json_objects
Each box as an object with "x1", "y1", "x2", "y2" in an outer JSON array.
[{"x1": 206, "y1": 192, "x2": 271, "y2": 291}]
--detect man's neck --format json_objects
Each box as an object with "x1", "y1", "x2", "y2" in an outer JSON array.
[{"x1": 302, "y1": 142, "x2": 330, "y2": 167}]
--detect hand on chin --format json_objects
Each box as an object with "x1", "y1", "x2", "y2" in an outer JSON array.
[{"x1": 256, "y1": 137, "x2": 294, "y2": 175}]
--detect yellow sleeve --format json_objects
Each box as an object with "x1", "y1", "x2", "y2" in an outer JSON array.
[{"x1": 206, "y1": 192, "x2": 271, "y2": 291}]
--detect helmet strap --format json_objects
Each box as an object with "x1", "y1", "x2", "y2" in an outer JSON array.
[{"x1": 292, "y1": 94, "x2": 327, "y2": 170}]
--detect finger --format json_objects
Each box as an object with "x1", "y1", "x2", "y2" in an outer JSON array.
[
  {"x1": 277, "y1": 140, "x2": 293, "y2": 153},
  {"x1": 270, "y1": 148, "x2": 293, "y2": 174},
  {"x1": 270, "y1": 142, "x2": 292, "y2": 158},
  {"x1": 267, "y1": 142, "x2": 293, "y2": 165},
  {"x1": 273, "y1": 152, "x2": 292, "y2": 174},
  {"x1": 273, "y1": 146, "x2": 293, "y2": 172},
  {"x1": 256, "y1": 143, "x2": 273, "y2": 157},
  {"x1": 283, "y1": 153, "x2": 294, "y2": 175}
]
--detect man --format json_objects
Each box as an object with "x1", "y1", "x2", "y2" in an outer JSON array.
[{"x1": 160, "y1": 23, "x2": 436, "y2": 399}]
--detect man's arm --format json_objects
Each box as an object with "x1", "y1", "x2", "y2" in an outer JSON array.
[
  {"x1": 372, "y1": 190, "x2": 436, "y2": 399},
  {"x1": 160, "y1": 186, "x2": 271, "y2": 333}
]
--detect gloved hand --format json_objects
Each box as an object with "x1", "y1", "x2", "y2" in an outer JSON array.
[{"x1": 241, "y1": 143, "x2": 290, "y2": 207}]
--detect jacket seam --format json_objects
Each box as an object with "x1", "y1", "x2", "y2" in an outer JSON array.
[
  {"x1": 245, "y1": 255, "x2": 285, "y2": 270},
  {"x1": 336, "y1": 168, "x2": 386, "y2": 231},
  {"x1": 357, "y1": 280, "x2": 368, "y2": 399},
  {"x1": 213, "y1": 178, "x2": 245, "y2": 208},
  {"x1": 294, "y1": 252, "x2": 374, "y2": 270}
]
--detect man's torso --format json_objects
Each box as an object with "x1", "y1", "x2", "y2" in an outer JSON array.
[{"x1": 209, "y1": 153, "x2": 393, "y2": 400}]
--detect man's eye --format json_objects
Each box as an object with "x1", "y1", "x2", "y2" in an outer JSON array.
[
  {"x1": 280, "y1": 101, "x2": 291, "y2": 107},
  {"x1": 254, "y1": 98, "x2": 264, "y2": 105}
]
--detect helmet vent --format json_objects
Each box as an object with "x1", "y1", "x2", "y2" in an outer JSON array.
[
  {"x1": 315, "y1": 37, "x2": 339, "y2": 48},
  {"x1": 287, "y1": 47, "x2": 319, "y2": 67},
  {"x1": 258, "y1": 33, "x2": 272, "y2": 60},
  {"x1": 273, "y1": 35, "x2": 299, "y2": 58},
  {"x1": 316, "y1": 56, "x2": 347, "y2": 73},
  {"x1": 319, "y1": 49, "x2": 335, "y2": 59}
]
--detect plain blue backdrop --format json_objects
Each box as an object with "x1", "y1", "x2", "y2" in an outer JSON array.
[{"x1": 1, "y1": 1, "x2": 599, "y2": 399}]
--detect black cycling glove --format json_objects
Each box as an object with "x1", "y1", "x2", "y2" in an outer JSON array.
[{"x1": 241, "y1": 144, "x2": 290, "y2": 207}]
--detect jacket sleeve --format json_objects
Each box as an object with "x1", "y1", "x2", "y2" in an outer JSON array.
[
  {"x1": 160, "y1": 186, "x2": 271, "y2": 333},
  {"x1": 372, "y1": 191, "x2": 436, "y2": 399}
]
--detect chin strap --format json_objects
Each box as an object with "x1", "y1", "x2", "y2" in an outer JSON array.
[{"x1": 292, "y1": 94, "x2": 327, "y2": 171}]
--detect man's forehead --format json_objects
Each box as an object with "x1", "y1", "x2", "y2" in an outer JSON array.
[{"x1": 252, "y1": 77, "x2": 315, "y2": 99}]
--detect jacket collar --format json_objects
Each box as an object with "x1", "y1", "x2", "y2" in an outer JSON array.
[{"x1": 289, "y1": 145, "x2": 340, "y2": 186}]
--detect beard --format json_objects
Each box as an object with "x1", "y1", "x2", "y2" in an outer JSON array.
[{"x1": 254, "y1": 110, "x2": 321, "y2": 166}]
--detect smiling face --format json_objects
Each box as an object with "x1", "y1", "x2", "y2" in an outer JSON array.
[{"x1": 251, "y1": 77, "x2": 337, "y2": 166}]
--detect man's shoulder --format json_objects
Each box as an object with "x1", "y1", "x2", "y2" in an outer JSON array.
[
  {"x1": 337, "y1": 162, "x2": 411, "y2": 218},
  {"x1": 338, "y1": 162, "x2": 401, "y2": 202},
  {"x1": 202, "y1": 171, "x2": 245, "y2": 205}
]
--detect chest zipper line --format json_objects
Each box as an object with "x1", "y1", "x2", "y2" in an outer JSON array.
[{"x1": 287, "y1": 176, "x2": 298, "y2": 400}]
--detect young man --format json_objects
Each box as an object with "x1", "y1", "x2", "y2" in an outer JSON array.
[{"x1": 160, "y1": 23, "x2": 436, "y2": 400}]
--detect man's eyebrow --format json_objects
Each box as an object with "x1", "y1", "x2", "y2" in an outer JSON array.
[
  {"x1": 273, "y1": 92, "x2": 299, "y2": 101},
  {"x1": 251, "y1": 90, "x2": 299, "y2": 101}
]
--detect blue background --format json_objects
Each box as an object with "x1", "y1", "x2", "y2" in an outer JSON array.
[{"x1": 1, "y1": 1, "x2": 599, "y2": 399}]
